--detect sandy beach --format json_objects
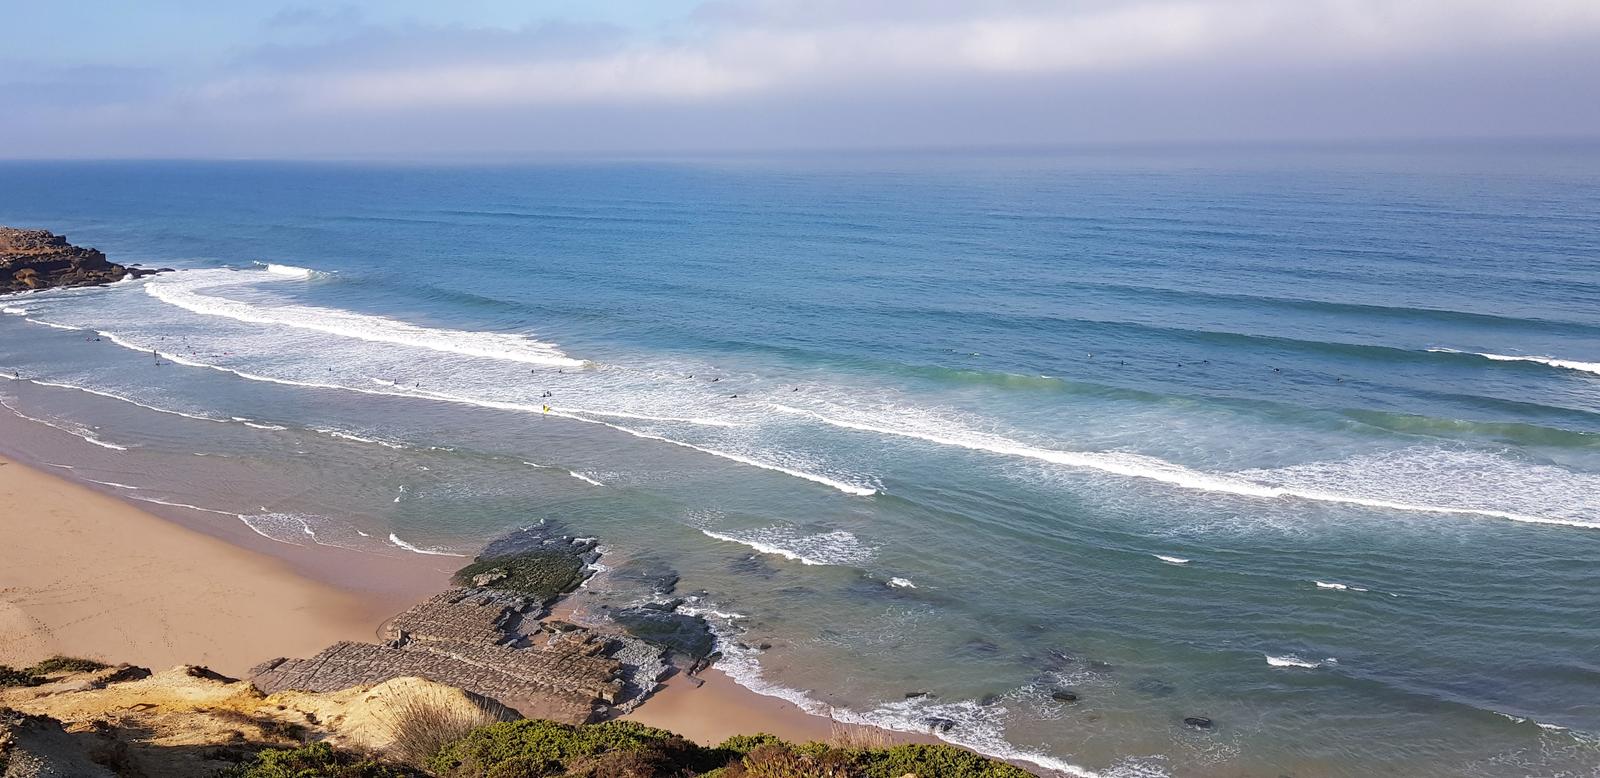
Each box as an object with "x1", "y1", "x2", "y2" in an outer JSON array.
[
  {"x1": 0, "y1": 454, "x2": 402, "y2": 676},
  {"x1": 0, "y1": 453, "x2": 848, "y2": 746}
]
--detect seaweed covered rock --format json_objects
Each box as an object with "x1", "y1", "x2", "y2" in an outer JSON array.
[{"x1": 453, "y1": 522, "x2": 598, "y2": 604}]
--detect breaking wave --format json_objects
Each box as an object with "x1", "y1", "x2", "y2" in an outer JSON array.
[
  {"x1": 146, "y1": 268, "x2": 583, "y2": 367},
  {"x1": 1429, "y1": 348, "x2": 1600, "y2": 376},
  {"x1": 387, "y1": 532, "x2": 467, "y2": 557},
  {"x1": 700, "y1": 527, "x2": 876, "y2": 567}
]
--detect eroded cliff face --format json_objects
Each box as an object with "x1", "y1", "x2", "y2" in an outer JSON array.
[{"x1": 0, "y1": 227, "x2": 166, "y2": 293}]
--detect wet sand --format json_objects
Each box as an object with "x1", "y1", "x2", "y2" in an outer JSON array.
[{"x1": 0, "y1": 454, "x2": 418, "y2": 676}]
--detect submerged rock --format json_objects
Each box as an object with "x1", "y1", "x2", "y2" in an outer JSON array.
[
  {"x1": 1050, "y1": 689, "x2": 1079, "y2": 703},
  {"x1": 1184, "y1": 716, "x2": 1214, "y2": 729},
  {"x1": 608, "y1": 605, "x2": 715, "y2": 659}
]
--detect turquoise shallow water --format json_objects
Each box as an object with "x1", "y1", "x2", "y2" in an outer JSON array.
[{"x1": 2, "y1": 147, "x2": 1598, "y2": 776}]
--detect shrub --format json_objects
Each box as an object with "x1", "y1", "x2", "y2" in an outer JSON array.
[
  {"x1": 429, "y1": 720, "x2": 697, "y2": 777},
  {"x1": 220, "y1": 742, "x2": 422, "y2": 777},
  {"x1": 856, "y1": 743, "x2": 1035, "y2": 778},
  {"x1": 0, "y1": 665, "x2": 41, "y2": 688},
  {"x1": 28, "y1": 655, "x2": 109, "y2": 675},
  {"x1": 452, "y1": 550, "x2": 587, "y2": 601},
  {"x1": 737, "y1": 744, "x2": 860, "y2": 778},
  {"x1": 714, "y1": 733, "x2": 785, "y2": 759}
]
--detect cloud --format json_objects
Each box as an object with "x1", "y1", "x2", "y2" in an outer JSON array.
[
  {"x1": 4, "y1": 0, "x2": 1599, "y2": 156},
  {"x1": 214, "y1": 0, "x2": 1600, "y2": 109}
]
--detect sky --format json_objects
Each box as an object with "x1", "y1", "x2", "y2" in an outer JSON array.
[{"x1": 3, "y1": 0, "x2": 1599, "y2": 158}]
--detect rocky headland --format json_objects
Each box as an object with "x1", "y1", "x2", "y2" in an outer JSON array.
[{"x1": 0, "y1": 227, "x2": 167, "y2": 294}]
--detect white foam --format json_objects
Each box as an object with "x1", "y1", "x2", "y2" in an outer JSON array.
[
  {"x1": 1154, "y1": 555, "x2": 1189, "y2": 565},
  {"x1": 1, "y1": 306, "x2": 26, "y2": 314},
  {"x1": 393, "y1": 485, "x2": 408, "y2": 503},
  {"x1": 238, "y1": 512, "x2": 317, "y2": 545},
  {"x1": 145, "y1": 269, "x2": 583, "y2": 367},
  {"x1": 770, "y1": 404, "x2": 1598, "y2": 528},
  {"x1": 260, "y1": 263, "x2": 317, "y2": 279},
  {"x1": 0, "y1": 395, "x2": 130, "y2": 451},
  {"x1": 23, "y1": 317, "x2": 82, "y2": 331},
  {"x1": 1264, "y1": 654, "x2": 1327, "y2": 669},
  {"x1": 129, "y1": 496, "x2": 238, "y2": 516},
  {"x1": 1313, "y1": 580, "x2": 1369, "y2": 592},
  {"x1": 568, "y1": 470, "x2": 604, "y2": 486},
  {"x1": 388, "y1": 532, "x2": 466, "y2": 557},
  {"x1": 83, "y1": 478, "x2": 141, "y2": 490},
  {"x1": 232, "y1": 418, "x2": 288, "y2": 430},
  {"x1": 694, "y1": 607, "x2": 1111, "y2": 778},
  {"x1": 314, "y1": 427, "x2": 408, "y2": 449},
  {"x1": 28, "y1": 378, "x2": 229, "y2": 424},
  {"x1": 700, "y1": 527, "x2": 875, "y2": 567},
  {"x1": 1429, "y1": 348, "x2": 1600, "y2": 376},
  {"x1": 579, "y1": 414, "x2": 876, "y2": 496},
  {"x1": 888, "y1": 577, "x2": 917, "y2": 589}
]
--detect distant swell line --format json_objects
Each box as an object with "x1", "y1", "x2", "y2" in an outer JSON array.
[{"x1": 769, "y1": 405, "x2": 1595, "y2": 528}]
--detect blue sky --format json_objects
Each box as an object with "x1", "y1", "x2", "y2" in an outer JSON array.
[{"x1": 3, "y1": 0, "x2": 1598, "y2": 157}]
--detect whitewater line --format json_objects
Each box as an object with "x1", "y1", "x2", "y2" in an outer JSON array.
[
  {"x1": 0, "y1": 394, "x2": 129, "y2": 451},
  {"x1": 769, "y1": 404, "x2": 1593, "y2": 528},
  {"x1": 1429, "y1": 348, "x2": 1600, "y2": 377},
  {"x1": 144, "y1": 270, "x2": 585, "y2": 367}
]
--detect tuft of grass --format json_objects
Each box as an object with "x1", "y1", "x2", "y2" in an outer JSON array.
[
  {"x1": 452, "y1": 549, "x2": 587, "y2": 601},
  {"x1": 377, "y1": 692, "x2": 503, "y2": 768},
  {"x1": 28, "y1": 655, "x2": 109, "y2": 675}
]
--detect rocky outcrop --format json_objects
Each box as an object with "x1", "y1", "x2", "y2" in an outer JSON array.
[
  {"x1": 0, "y1": 664, "x2": 512, "y2": 777},
  {"x1": 0, "y1": 228, "x2": 166, "y2": 294},
  {"x1": 250, "y1": 525, "x2": 690, "y2": 726}
]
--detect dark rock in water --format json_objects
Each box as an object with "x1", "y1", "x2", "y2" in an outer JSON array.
[
  {"x1": 957, "y1": 637, "x2": 1002, "y2": 657},
  {"x1": 924, "y1": 716, "x2": 957, "y2": 733},
  {"x1": 609, "y1": 606, "x2": 715, "y2": 659},
  {"x1": 607, "y1": 557, "x2": 680, "y2": 597},
  {"x1": 1184, "y1": 716, "x2": 1214, "y2": 729},
  {"x1": 1, "y1": 227, "x2": 164, "y2": 294},
  {"x1": 1134, "y1": 678, "x2": 1176, "y2": 697},
  {"x1": 1050, "y1": 689, "x2": 1079, "y2": 703},
  {"x1": 979, "y1": 693, "x2": 1002, "y2": 706},
  {"x1": 729, "y1": 554, "x2": 779, "y2": 579},
  {"x1": 904, "y1": 691, "x2": 932, "y2": 699}
]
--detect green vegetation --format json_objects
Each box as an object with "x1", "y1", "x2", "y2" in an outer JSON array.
[
  {"x1": 221, "y1": 742, "x2": 424, "y2": 778},
  {"x1": 216, "y1": 717, "x2": 1034, "y2": 777},
  {"x1": 27, "y1": 655, "x2": 109, "y2": 675},
  {"x1": 420, "y1": 718, "x2": 1034, "y2": 777},
  {"x1": 452, "y1": 550, "x2": 588, "y2": 601},
  {"x1": 427, "y1": 719, "x2": 703, "y2": 776},
  {"x1": 0, "y1": 666, "x2": 40, "y2": 688},
  {"x1": 0, "y1": 655, "x2": 112, "y2": 687}
]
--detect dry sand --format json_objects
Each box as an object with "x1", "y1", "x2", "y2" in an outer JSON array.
[{"x1": 0, "y1": 454, "x2": 395, "y2": 676}]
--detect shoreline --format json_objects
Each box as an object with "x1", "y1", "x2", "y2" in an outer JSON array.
[{"x1": 0, "y1": 452, "x2": 874, "y2": 749}]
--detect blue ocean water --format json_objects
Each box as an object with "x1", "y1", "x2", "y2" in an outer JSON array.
[{"x1": 2, "y1": 146, "x2": 1599, "y2": 776}]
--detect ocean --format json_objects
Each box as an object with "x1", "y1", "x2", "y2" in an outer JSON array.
[{"x1": 1, "y1": 146, "x2": 1597, "y2": 777}]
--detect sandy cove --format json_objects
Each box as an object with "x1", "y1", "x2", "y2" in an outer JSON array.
[{"x1": 0, "y1": 453, "x2": 859, "y2": 748}]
